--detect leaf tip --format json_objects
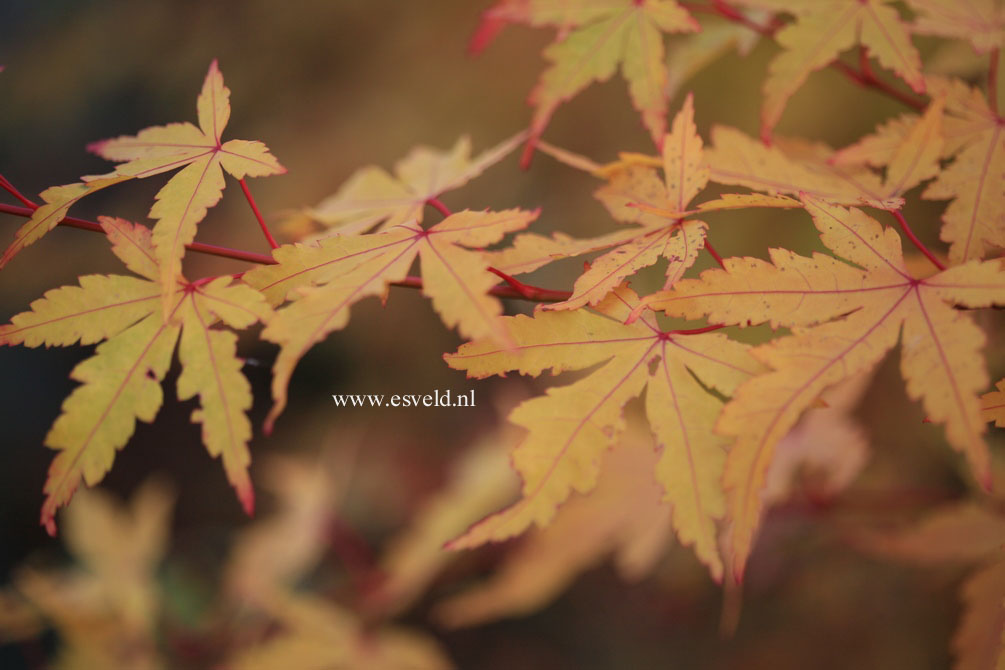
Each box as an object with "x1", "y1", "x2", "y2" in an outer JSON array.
[
  {"x1": 238, "y1": 484, "x2": 255, "y2": 517},
  {"x1": 85, "y1": 139, "x2": 109, "y2": 157}
]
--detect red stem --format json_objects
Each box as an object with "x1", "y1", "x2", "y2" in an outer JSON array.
[
  {"x1": 670, "y1": 323, "x2": 725, "y2": 335},
  {"x1": 704, "y1": 238, "x2": 726, "y2": 269},
  {"x1": 238, "y1": 178, "x2": 278, "y2": 249},
  {"x1": 0, "y1": 174, "x2": 38, "y2": 209},
  {"x1": 488, "y1": 266, "x2": 573, "y2": 301},
  {"x1": 889, "y1": 209, "x2": 945, "y2": 272},
  {"x1": 426, "y1": 197, "x2": 453, "y2": 218},
  {"x1": 990, "y1": 48, "x2": 1000, "y2": 118},
  {"x1": 829, "y1": 60, "x2": 926, "y2": 113},
  {"x1": 0, "y1": 202, "x2": 572, "y2": 302}
]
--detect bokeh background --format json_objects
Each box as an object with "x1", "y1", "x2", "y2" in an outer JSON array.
[{"x1": 1, "y1": 1, "x2": 1003, "y2": 668}]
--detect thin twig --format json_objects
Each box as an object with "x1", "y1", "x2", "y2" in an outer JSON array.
[
  {"x1": 238, "y1": 178, "x2": 278, "y2": 249},
  {"x1": 889, "y1": 209, "x2": 945, "y2": 272},
  {"x1": 0, "y1": 202, "x2": 573, "y2": 302},
  {"x1": 0, "y1": 203, "x2": 276, "y2": 265}
]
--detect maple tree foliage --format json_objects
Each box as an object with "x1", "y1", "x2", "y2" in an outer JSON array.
[{"x1": 1, "y1": 0, "x2": 1004, "y2": 667}]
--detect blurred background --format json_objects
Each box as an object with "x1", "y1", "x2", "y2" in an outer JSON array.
[{"x1": 1, "y1": 1, "x2": 1003, "y2": 668}]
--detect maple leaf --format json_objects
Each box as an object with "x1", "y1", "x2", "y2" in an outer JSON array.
[
  {"x1": 84, "y1": 60, "x2": 284, "y2": 312},
  {"x1": 705, "y1": 126, "x2": 904, "y2": 208},
  {"x1": 904, "y1": 0, "x2": 1005, "y2": 54},
  {"x1": 542, "y1": 94, "x2": 709, "y2": 310},
  {"x1": 539, "y1": 123, "x2": 902, "y2": 209},
  {"x1": 923, "y1": 77, "x2": 1005, "y2": 263},
  {"x1": 435, "y1": 423, "x2": 673, "y2": 628},
  {"x1": 227, "y1": 592, "x2": 453, "y2": 670},
  {"x1": 732, "y1": 0, "x2": 925, "y2": 140},
  {"x1": 863, "y1": 504, "x2": 1005, "y2": 670},
  {"x1": 808, "y1": 96, "x2": 947, "y2": 201},
  {"x1": 445, "y1": 285, "x2": 765, "y2": 581},
  {"x1": 475, "y1": 0, "x2": 699, "y2": 165},
  {"x1": 9, "y1": 481, "x2": 174, "y2": 669},
  {"x1": 983, "y1": 378, "x2": 1005, "y2": 426},
  {"x1": 286, "y1": 131, "x2": 526, "y2": 238},
  {"x1": 245, "y1": 209, "x2": 537, "y2": 430},
  {"x1": 640, "y1": 194, "x2": 1005, "y2": 576},
  {"x1": 834, "y1": 78, "x2": 1005, "y2": 263},
  {"x1": 0, "y1": 217, "x2": 271, "y2": 532}
]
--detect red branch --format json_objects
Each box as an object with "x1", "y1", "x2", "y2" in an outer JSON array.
[
  {"x1": 0, "y1": 174, "x2": 37, "y2": 209},
  {"x1": 0, "y1": 202, "x2": 573, "y2": 303},
  {"x1": 889, "y1": 209, "x2": 946, "y2": 272},
  {"x1": 238, "y1": 178, "x2": 279, "y2": 250},
  {"x1": 0, "y1": 203, "x2": 277, "y2": 265}
]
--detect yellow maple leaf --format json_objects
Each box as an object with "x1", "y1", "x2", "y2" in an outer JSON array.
[
  {"x1": 0, "y1": 217, "x2": 271, "y2": 532},
  {"x1": 641, "y1": 194, "x2": 1005, "y2": 577},
  {"x1": 445, "y1": 285, "x2": 765, "y2": 581},
  {"x1": 85, "y1": 60, "x2": 284, "y2": 313},
  {"x1": 288, "y1": 131, "x2": 526, "y2": 238},
  {"x1": 923, "y1": 77, "x2": 1005, "y2": 263},
  {"x1": 476, "y1": 0, "x2": 698, "y2": 164},
  {"x1": 246, "y1": 209, "x2": 537, "y2": 430},
  {"x1": 435, "y1": 422, "x2": 673, "y2": 628},
  {"x1": 905, "y1": 0, "x2": 1005, "y2": 54},
  {"x1": 706, "y1": 126, "x2": 904, "y2": 209},
  {"x1": 733, "y1": 0, "x2": 925, "y2": 140},
  {"x1": 543, "y1": 94, "x2": 710, "y2": 310},
  {"x1": 546, "y1": 124, "x2": 902, "y2": 208}
]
